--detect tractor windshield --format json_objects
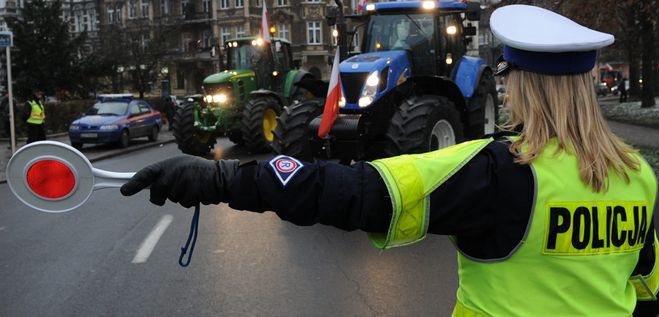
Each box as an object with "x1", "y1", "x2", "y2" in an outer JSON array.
[
  {"x1": 364, "y1": 14, "x2": 435, "y2": 53},
  {"x1": 227, "y1": 42, "x2": 263, "y2": 70}
]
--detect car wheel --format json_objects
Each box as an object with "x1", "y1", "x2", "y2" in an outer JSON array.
[
  {"x1": 119, "y1": 130, "x2": 130, "y2": 148},
  {"x1": 148, "y1": 125, "x2": 159, "y2": 142},
  {"x1": 71, "y1": 142, "x2": 83, "y2": 150}
]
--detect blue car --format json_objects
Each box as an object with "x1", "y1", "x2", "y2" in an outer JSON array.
[{"x1": 69, "y1": 94, "x2": 162, "y2": 149}]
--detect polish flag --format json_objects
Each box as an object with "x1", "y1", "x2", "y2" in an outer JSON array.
[
  {"x1": 357, "y1": 0, "x2": 366, "y2": 12},
  {"x1": 260, "y1": 1, "x2": 271, "y2": 44},
  {"x1": 318, "y1": 48, "x2": 342, "y2": 138}
]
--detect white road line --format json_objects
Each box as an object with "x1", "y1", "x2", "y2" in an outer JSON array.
[{"x1": 132, "y1": 215, "x2": 173, "y2": 264}]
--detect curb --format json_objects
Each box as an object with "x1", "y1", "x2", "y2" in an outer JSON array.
[
  {"x1": 0, "y1": 138, "x2": 175, "y2": 184},
  {"x1": 0, "y1": 132, "x2": 69, "y2": 142}
]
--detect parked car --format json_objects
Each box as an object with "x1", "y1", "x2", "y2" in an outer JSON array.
[
  {"x1": 68, "y1": 94, "x2": 162, "y2": 149},
  {"x1": 596, "y1": 82, "x2": 610, "y2": 96}
]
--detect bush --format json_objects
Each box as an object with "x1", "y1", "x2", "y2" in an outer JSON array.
[{"x1": 44, "y1": 100, "x2": 95, "y2": 135}]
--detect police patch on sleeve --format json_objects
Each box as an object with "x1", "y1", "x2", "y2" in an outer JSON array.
[{"x1": 268, "y1": 155, "x2": 304, "y2": 187}]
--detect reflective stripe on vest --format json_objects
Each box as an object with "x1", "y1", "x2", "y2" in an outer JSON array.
[
  {"x1": 630, "y1": 232, "x2": 659, "y2": 301},
  {"x1": 367, "y1": 138, "x2": 493, "y2": 249},
  {"x1": 454, "y1": 138, "x2": 657, "y2": 317},
  {"x1": 27, "y1": 100, "x2": 45, "y2": 125}
]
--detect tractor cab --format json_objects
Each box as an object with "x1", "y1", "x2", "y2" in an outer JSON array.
[
  {"x1": 361, "y1": 3, "x2": 471, "y2": 77},
  {"x1": 223, "y1": 37, "x2": 294, "y2": 91}
]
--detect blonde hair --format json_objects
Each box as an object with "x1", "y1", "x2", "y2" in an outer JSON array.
[{"x1": 502, "y1": 70, "x2": 639, "y2": 192}]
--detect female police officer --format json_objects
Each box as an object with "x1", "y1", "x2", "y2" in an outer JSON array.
[{"x1": 121, "y1": 5, "x2": 658, "y2": 316}]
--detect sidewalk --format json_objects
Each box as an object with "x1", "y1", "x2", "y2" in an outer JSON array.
[
  {"x1": 598, "y1": 96, "x2": 659, "y2": 149},
  {"x1": 0, "y1": 126, "x2": 175, "y2": 183}
]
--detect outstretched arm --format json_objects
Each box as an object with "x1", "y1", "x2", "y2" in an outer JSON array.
[{"x1": 120, "y1": 155, "x2": 392, "y2": 233}]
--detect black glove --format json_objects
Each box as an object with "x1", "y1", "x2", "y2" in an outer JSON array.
[{"x1": 120, "y1": 155, "x2": 239, "y2": 208}]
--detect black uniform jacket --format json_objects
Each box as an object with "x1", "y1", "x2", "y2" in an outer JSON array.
[{"x1": 227, "y1": 139, "x2": 658, "y2": 277}]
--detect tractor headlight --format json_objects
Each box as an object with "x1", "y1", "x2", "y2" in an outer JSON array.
[
  {"x1": 204, "y1": 94, "x2": 229, "y2": 105},
  {"x1": 358, "y1": 96, "x2": 373, "y2": 108},
  {"x1": 359, "y1": 71, "x2": 379, "y2": 108},
  {"x1": 366, "y1": 71, "x2": 380, "y2": 87},
  {"x1": 212, "y1": 94, "x2": 227, "y2": 103},
  {"x1": 338, "y1": 96, "x2": 346, "y2": 108}
]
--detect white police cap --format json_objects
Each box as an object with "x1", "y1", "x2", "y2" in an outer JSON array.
[{"x1": 490, "y1": 5, "x2": 614, "y2": 76}]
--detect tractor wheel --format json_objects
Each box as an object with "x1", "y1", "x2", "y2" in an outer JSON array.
[
  {"x1": 241, "y1": 96, "x2": 281, "y2": 153},
  {"x1": 272, "y1": 99, "x2": 324, "y2": 161},
  {"x1": 173, "y1": 102, "x2": 216, "y2": 156},
  {"x1": 384, "y1": 95, "x2": 464, "y2": 156},
  {"x1": 466, "y1": 71, "x2": 498, "y2": 138}
]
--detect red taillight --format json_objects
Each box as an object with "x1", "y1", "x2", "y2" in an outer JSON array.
[{"x1": 26, "y1": 160, "x2": 76, "y2": 199}]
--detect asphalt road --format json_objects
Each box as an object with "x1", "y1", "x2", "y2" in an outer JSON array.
[{"x1": 0, "y1": 139, "x2": 459, "y2": 317}]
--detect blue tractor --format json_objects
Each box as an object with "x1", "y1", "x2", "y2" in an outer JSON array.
[{"x1": 272, "y1": 0, "x2": 497, "y2": 161}]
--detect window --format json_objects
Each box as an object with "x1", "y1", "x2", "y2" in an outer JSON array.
[
  {"x1": 90, "y1": 13, "x2": 97, "y2": 31},
  {"x1": 235, "y1": 0, "x2": 243, "y2": 8},
  {"x1": 129, "y1": 0, "x2": 137, "y2": 18},
  {"x1": 129, "y1": 103, "x2": 141, "y2": 116},
  {"x1": 277, "y1": 0, "x2": 288, "y2": 6},
  {"x1": 307, "y1": 21, "x2": 321, "y2": 44},
  {"x1": 235, "y1": 25, "x2": 245, "y2": 38},
  {"x1": 203, "y1": 30, "x2": 213, "y2": 48},
  {"x1": 141, "y1": 0, "x2": 150, "y2": 18},
  {"x1": 107, "y1": 7, "x2": 117, "y2": 23},
  {"x1": 202, "y1": 0, "x2": 211, "y2": 12},
  {"x1": 277, "y1": 24, "x2": 289, "y2": 41},
  {"x1": 254, "y1": 0, "x2": 260, "y2": 7},
  {"x1": 160, "y1": 0, "x2": 170, "y2": 15},
  {"x1": 182, "y1": 33, "x2": 193, "y2": 52},
  {"x1": 181, "y1": 0, "x2": 189, "y2": 13},
  {"x1": 83, "y1": 15, "x2": 90, "y2": 31},
  {"x1": 221, "y1": 26, "x2": 231, "y2": 45},
  {"x1": 220, "y1": 0, "x2": 229, "y2": 9},
  {"x1": 307, "y1": 0, "x2": 320, "y2": 2},
  {"x1": 176, "y1": 71, "x2": 185, "y2": 89},
  {"x1": 236, "y1": 25, "x2": 245, "y2": 37},
  {"x1": 141, "y1": 34, "x2": 150, "y2": 50},
  {"x1": 352, "y1": 30, "x2": 360, "y2": 51},
  {"x1": 139, "y1": 104, "x2": 151, "y2": 114}
]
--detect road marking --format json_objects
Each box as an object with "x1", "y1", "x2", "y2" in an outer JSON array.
[{"x1": 132, "y1": 215, "x2": 173, "y2": 264}]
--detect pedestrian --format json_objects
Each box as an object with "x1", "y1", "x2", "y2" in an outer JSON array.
[
  {"x1": 22, "y1": 88, "x2": 46, "y2": 144},
  {"x1": 121, "y1": 5, "x2": 658, "y2": 316},
  {"x1": 619, "y1": 77, "x2": 628, "y2": 102}
]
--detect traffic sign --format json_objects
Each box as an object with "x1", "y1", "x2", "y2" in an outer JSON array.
[
  {"x1": 0, "y1": 31, "x2": 13, "y2": 47},
  {"x1": 6, "y1": 141, "x2": 136, "y2": 213}
]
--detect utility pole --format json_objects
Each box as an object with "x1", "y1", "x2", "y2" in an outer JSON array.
[{"x1": 0, "y1": 31, "x2": 15, "y2": 154}]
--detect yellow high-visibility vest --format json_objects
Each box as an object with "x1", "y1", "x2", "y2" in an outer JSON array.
[
  {"x1": 369, "y1": 138, "x2": 657, "y2": 316},
  {"x1": 27, "y1": 100, "x2": 45, "y2": 125}
]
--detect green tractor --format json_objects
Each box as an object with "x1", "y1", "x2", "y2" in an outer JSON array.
[{"x1": 173, "y1": 36, "x2": 318, "y2": 155}]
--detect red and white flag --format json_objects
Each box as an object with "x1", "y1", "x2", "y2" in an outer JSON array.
[
  {"x1": 260, "y1": 1, "x2": 271, "y2": 44},
  {"x1": 318, "y1": 48, "x2": 342, "y2": 138},
  {"x1": 357, "y1": 0, "x2": 366, "y2": 12}
]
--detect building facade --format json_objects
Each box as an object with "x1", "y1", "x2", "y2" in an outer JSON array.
[{"x1": 97, "y1": 0, "x2": 347, "y2": 96}]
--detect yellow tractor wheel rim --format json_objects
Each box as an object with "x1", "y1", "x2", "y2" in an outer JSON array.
[{"x1": 263, "y1": 108, "x2": 277, "y2": 142}]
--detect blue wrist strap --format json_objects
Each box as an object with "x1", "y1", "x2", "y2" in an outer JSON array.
[{"x1": 178, "y1": 204, "x2": 200, "y2": 267}]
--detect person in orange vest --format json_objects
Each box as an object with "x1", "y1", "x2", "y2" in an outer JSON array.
[
  {"x1": 121, "y1": 4, "x2": 658, "y2": 316},
  {"x1": 22, "y1": 88, "x2": 46, "y2": 144}
]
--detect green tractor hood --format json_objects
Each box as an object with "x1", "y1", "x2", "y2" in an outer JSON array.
[{"x1": 203, "y1": 69, "x2": 255, "y2": 84}]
